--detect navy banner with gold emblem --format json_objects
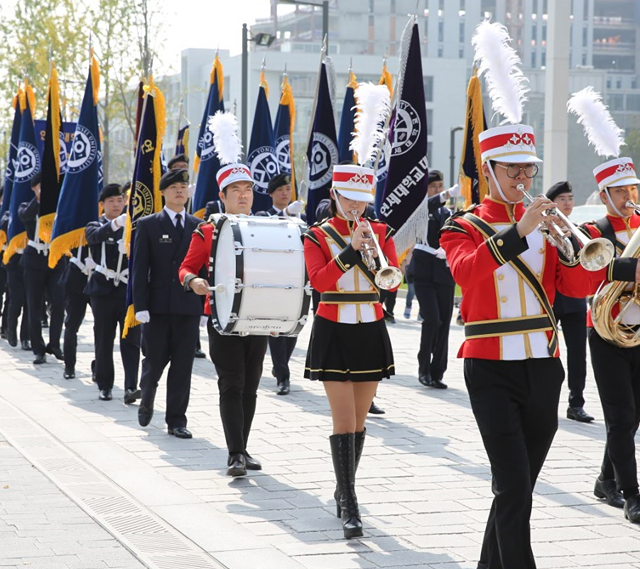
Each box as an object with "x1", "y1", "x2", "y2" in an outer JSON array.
[{"x1": 0, "y1": 87, "x2": 23, "y2": 251}]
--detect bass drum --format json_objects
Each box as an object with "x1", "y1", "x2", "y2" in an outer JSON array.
[{"x1": 208, "y1": 214, "x2": 310, "y2": 336}]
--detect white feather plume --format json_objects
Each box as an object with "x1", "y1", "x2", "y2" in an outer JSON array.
[
  {"x1": 207, "y1": 111, "x2": 243, "y2": 166},
  {"x1": 472, "y1": 20, "x2": 529, "y2": 124},
  {"x1": 349, "y1": 83, "x2": 391, "y2": 167},
  {"x1": 567, "y1": 86, "x2": 624, "y2": 158}
]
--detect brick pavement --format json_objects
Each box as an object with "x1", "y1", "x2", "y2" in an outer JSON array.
[{"x1": 0, "y1": 305, "x2": 639, "y2": 568}]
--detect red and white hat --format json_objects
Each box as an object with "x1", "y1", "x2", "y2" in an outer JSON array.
[
  {"x1": 478, "y1": 124, "x2": 542, "y2": 164},
  {"x1": 332, "y1": 165, "x2": 375, "y2": 203},
  {"x1": 216, "y1": 164, "x2": 253, "y2": 191},
  {"x1": 594, "y1": 157, "x2": 640, "y2": 192}
]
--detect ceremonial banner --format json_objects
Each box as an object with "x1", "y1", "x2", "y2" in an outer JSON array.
[
  {"x1": 377, "y1": 18, "x2": 429, "y2": 258},
  {"x1": 337, "y1": 69, "x2": 357, "y2": 163},
  {"x1": 175, "y1": 100, "x2": 190, "y2": 156},
  {"x1": 4, "y1": 82, "x2": 39, "y2": 264},
  {"x1": 0, "y1": 88, "x2": 22, "y2": 251},
  {"x1": 49, "y1": 52, "x2": 102, "y2": 268},
  {"x1": 305, "y1": 60, "x2": 338, "y2": 225},
  {"x1": 460, "y1": 70, "x2": 488, "y2": 207},
  {"x1": 192, "y1": 54, "x2": 224, "y2": 218},
  {"x1": 34, "y1": 120, "x2": 75, "y2": 166},
  {"x1": 123, "y1": 77, "x2": 165, "y2": 334},
  {"x1": 248, "y1": 68, "x2": 279, "y2": 213},
  {"x1": 273, "y1": 73, "x2": 296, "y2": 199},
  {"x1": 374, "y1": 60, "x2": 394, "y2": 216}
]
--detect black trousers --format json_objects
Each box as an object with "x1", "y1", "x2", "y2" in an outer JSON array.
[
  {"x1": 415, "y1": 282, "x2": 455, "y2": 380},
  {"x1": 589, "y1": 328, "x2": 640, "y2": 492},
  {"x1": 24, "y1": 267, "x2": 64, "y2": 356},
  {"x1": 0, "y1": 266, "x2": 7, "y2": 332},
  {"x1": 556, "y1": 310, "x2": 587, "y2": 408},
  {"x1": 269, "y1": 335, "x2": 297, "y2": 383},
  {"x1": 379, "y1": 289, "x2": 397, "y2": 318},
  {"x1": 208, "y1": 325, "x2": 268, "y2": 455},
  {"x1": 5, "y1": 266, "x2": 29, "y2": 341},
  {"x1": 63, "y1": 293, "x2": 90, "y2": 370},
  {"x1": 464, "y1": 357, "x2": 564, "y2": 569},
  {"x1": 140, "y1": 314, "x2": 200, "y2": 429},
  {"x1": 91, "y1": 295, "x2": 140, "y2": 392}
]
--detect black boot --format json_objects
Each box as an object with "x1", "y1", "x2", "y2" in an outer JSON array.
[
  {"x1": 330, "y1": 433, "x2": 363, "y2": 539},
  {"x1": 335, "y1": 429, "x2": 366, "y2": 517}
]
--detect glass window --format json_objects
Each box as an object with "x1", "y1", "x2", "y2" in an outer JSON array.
[
  {"x1": 427, "y1": 109, "x2": 433, "y2": 136},
  {"x1": 607, "y1": 94, "x2": 624, "y2": 110},
  {"x1": 424, "y1": 76, "x2": 434, "y2": 101},
  {"x1": 627, "y1": 94, "x2": 640, "y2": 111}
]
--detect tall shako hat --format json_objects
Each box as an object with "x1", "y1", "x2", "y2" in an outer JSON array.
[
  {"x1": 473, "y1": 21, "x2": 541, "y2": 169},
  {"x1": 332, "y1": 82, "x2": 390, "y2": 204},
  {"x1": 207, "y1": 111, "x2": 253, "y2": 191},
  {"x1": 567, "y1": 87, "x2": 640, "y2": 192}
]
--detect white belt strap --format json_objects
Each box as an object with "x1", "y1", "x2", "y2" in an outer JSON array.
[
  {"x1": 414, "y1": 243, "x2": 438, "y2": 255},
  {"x1": 70, "y1": 245, "x2": 95, "y2": 276},
  {"x1": 94, "y1": 265, "x2": 129, "y2": 285},
  {"x1": 27, "y1": 240, "x2": 49, "y2": 254}
]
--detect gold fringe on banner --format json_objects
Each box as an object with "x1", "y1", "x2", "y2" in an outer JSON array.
[
  {"x1": 193, "y1": 208, "x2": 205, "y2": 219},
  {"x1": 279, "y1": 74, "x2": 297, "y2": 199},
  {"x1": 90, "y1": 49, "x2": 100, "y2": 105},
  {"x1": 122, "y1": 304, "x2": 140, "y2": 338},
  {"x1": 378, "y1": 63, "x2": 393, "y2": 99},
  {"x1": 49, "y1": 227, "x2": 87, "y2": 269},
  {"x1": 3, "y1": 232, "x2": 28, "y2": 265}
]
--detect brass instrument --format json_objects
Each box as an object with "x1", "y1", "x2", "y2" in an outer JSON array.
[
  {"x1": 591, "y1": 200, "x2": 640, "y2": 347},
  {"x1": 351, "y1": 211, "x2": 403, "y2": 290},
  {"x1": 518, "y1": 184, "x2": 614, "y2": 272}
]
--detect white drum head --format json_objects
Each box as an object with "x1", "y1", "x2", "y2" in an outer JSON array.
[{"x1": 212, "y1": 219, "x2": 237, "y2": 330}]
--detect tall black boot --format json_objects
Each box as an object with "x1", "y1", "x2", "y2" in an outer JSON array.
[
  {"x1": 335, "y1": 429, "x2": 366, "y2": 516},
  {"x1": 330, "y1": 433, "x2": 363, "y2": 539}
]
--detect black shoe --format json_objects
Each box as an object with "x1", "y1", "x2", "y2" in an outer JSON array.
[
  {"x1": 99, "y1": 389, "x2": 112, "y2": 401},
  {"x1": 138, "y1": 404, "x2": 153, "y2": 427},
  {"x1": 194, "y1": 348, "x2": 206, "y2": 359},
  {"x1": 243, "y1": 452, "x2": 262, "y2": 471},
  {"x1": 567, "y1": 406, "x2": 594, "y2": 423},
  {"x1": 63, "y1": 367, "x2": 75, "y2": 380},
  {"x1": 6, "y1": 329, "x2": 17, "y2": 347},
  {"x1": 624, "y1": 495, "x2": 640, "y2": 523},
  {"x1": 33, "y1": 354, "x2": 47, "y2": 365},
  {"x1": 227, "y1": 453, "x2": 247, "y2": 477},
  {"x1": 21, "y1": 340, "x2": 31, "y2": 351},
  {"x1": 124, "y1": 388, "x2": 141, "y2": 405},
  {"x1": 330, "y1": 433, "x2": 363, "y2": 539},
  {"x1": 594, "y1": 478, "x2": 624, "y2": 509},
  {"x1": 384, "y1": 314, "x2": 396, "y2": 324},
  {"x1": 277, "y1": 379, "x2": 290, "y2": 396},
  {"x1": 46, "y1": 345, "x2": 64, "y2": 361},
  {"x1": 418, "y1": 374, "x2": 433, "y2": 387},
  {"x1": 368, "y1": 401, "x2": 385, "y2": 415},
  {"x1": 430, "y1": 379, "x2": 448, "y2": 389},
  {"x1": 168, "y1": 427, "x2": 193, "y2": 439}
]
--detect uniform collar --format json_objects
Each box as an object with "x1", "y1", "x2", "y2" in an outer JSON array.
[{"x1": 481, "y1": 195, "x2": 526, "y2": 222}]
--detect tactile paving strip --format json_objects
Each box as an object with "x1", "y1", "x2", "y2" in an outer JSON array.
[{"x1": 0, "y1": 399, "x2": 227, "y2": 569}]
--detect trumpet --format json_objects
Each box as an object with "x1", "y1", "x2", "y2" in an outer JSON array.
[
  {"x1": 518, "y1": 184, "x2": 614, "y2": 271},
  {"x1": 351, "y1": 211, "x2": 403, "y2": 290},
  {"x1": 626, "y1": 200, "x2": 640, "y2": 214}
]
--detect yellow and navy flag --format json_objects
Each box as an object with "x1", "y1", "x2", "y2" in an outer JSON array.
[
  {"x1": 460, "y1": 68, "x2": 488, "y2": 207},
  {"x1": 175, "y1": 99, "x2": 190, "y2": 156},
  {"x1": 192, "y1": 54, "x2": 224, "y2": 218},
  {"x1": 337, "y1": 68, "x2": 357, "y2": 163},
  {"x1": 248, "y1": 67, "x2": 279, "y2": 213},
  {"x1": 4, "y1": 81, "x2": 39, "y2": 264},
  {"x1": 39, "y1": 61, "x2": 64, "y2": 243},
  {"x1": 49, "y1": 52, "x2": 102, "y2": 269},
  {"x1": 374, "y1": 60, "x2": 393, "y2": 215},
  {"x1": 0, "y1": 87, "x2": 23, "y2": 251},
  {"x1": 123, "y1": 76, "x2": 166, "y2": 335},
  {"x1": 273, "y1": 73, "x2": 296, "y2": 199}
]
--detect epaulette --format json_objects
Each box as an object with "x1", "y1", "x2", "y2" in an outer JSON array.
[
  {"x1": 194, "y1": 221, "x2": 208, "y2": 239},
  {"x1": 302, "y1": 226, "x2": 321, "y2": 245},
  {"x1": 449, "y1": 204, "x2": 480, "y2": 220},
  {"x1": 441, "y1": 204, "x2": 478, "y2": 234}
]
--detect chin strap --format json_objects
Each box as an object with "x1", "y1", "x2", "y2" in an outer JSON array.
[
  {"x1": 487, "y1": 162, "x2": 520, "y2": 204},
  {"x1": 333, "y1": 191, "x2": 358, "y2": 222},
  {"x1": 603, "y1": 188, "x2": 627, "y2": 218}
]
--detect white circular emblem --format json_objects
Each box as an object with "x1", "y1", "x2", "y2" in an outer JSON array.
[
  {"x1": 67, "y1": 125, "x2": 97, "y2": 173},
  {"x1": 391, "y1": 100, "x2": 421, "y2": 156},
  {"x1": 199, "y1": 129, "x2": 216, "y2": 161},
  {"x1": 248, "y1": 146, "x2": 279, "y2": 194},
  {"x1": 309, "y1": 133, "x2": 339, "y2": 190},
  {"x1": 275, "y1": 135, "x2": 291, "y2": 172},
  {"x1": 375, "y1": 139, "x2": 392, "y2": 182},
  {"x1": 58, "y1": 131, "x2": 68, "y2": 173},
  {"x1": 14, "y1": 142, "x2": 41, "y2": 182}
]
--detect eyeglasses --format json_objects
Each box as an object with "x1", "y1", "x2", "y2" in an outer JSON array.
[{"x1": 494, "y1": 163, "x2": 539, "y2": 179}]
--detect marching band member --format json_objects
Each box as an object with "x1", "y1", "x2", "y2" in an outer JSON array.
[
  {"x1": 568, "y1": 87, "x2": 640, "y2": 521},
  {"x1": 440, "y1": 22, "x2": 593, "y2": 568},
  {"x1": 180, "y1": 112, "x2": 267, "y2": 477},
  {"x1": 85, "y1": 183, "x2": 140, "y2": 402},
  {"x1": 303, "y1": 83, "x2": 397, "y2": 539},
  {"x1": 133, "y1": 169, "x2": 202, "y2": 438}
]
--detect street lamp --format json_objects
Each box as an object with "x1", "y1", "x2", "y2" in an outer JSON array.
[
  {"x1": 241, "y1": 24, "x2": 276, "y2": 152},
  {"x1": 278, "y1": 0, "x2": 329, "y2": 49},
  {"x1": 449, "y1": 125, "x2": 464, "y2": 188}
]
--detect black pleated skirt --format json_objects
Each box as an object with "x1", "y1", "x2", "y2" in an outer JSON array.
[{"x1": 304, "y1": 316, "x2": 395, "y2": 382}]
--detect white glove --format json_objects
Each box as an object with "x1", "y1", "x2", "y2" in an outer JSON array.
[
  {"x1": 188, "y1": 183, "x2": 196, "y2": 198},
  {"x1": 446, "y1": 184, "x2": 461, "y2": 199},
  {"x1": 84, "y1": 257, "x2": 97, "y2": 270},
  {"x1": 111, "y1": 213, "x2": 128, "y2": 231},
  {"x1": 117, "y1": 239, "x2": 128, "y2": 255},
  {"x1": 135, "y1": 310, "x2": 150, "y2": 323},
  {"x1": 285, "y1": 200, "x2": 304, "y2": 216},
  {"x1": 200, "y1": 315, "x2": 209, "y2": 328},
  {"x1": 435, "y1": 247, "x2": 447, "y2": 260}
]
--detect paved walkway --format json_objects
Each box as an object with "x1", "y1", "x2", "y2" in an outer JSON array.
[{"x1": 0, "y1": 305, "x2": 639, "y2": 569}]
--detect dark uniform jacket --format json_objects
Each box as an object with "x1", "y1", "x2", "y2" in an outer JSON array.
[
  {"x1": 18, "y1": 198, "x2": 58, "y2": 271},
  {"x1": 84, "y1": 215, "x2": 128, "y2": 298},
  {"x1": 256, "y1": 206, "x2": 308, "y2": 222},
  {"x1": 204, "y1": 199, "x2": 225, "y2": 220},
  {"x1": 132, "y1": 208, "x2": 203, "y2": 316},
  {"x1": 58, "y1": 245, "x2": 93, "y2": 296}
]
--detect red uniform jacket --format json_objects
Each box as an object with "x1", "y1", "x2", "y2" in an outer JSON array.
[
  {"x1": 304, "y1": 215, "x2": 399, "y2": 324},
  {"x1": 179, "y1": 222, "x2": 214, "y2": 315},
  {"x1": 440, "y1": 197, "x2": 593, "y2": 360},
  {"x1": 582, "y1": 213, "x2": 640, "y2": 327}
]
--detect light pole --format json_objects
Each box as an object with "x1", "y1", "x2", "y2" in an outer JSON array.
[
  {"x1": 449, "y1": 125, "x2": 464, "y2": 187},
  {"x1": 279, "y1": 0, "x2": 329, "y2": 50}
]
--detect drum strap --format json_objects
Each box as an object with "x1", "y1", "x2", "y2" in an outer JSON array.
[{"x1": 319, "y1": 222, "x2": 379, "y2": 292}]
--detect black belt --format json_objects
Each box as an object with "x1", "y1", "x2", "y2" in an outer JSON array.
[
  {"x1": 320, "y1": 292, "x2": 379, "y2": 304},
  {"x1": 464, "y1": 315, "x2": 554, "y2": 339}
]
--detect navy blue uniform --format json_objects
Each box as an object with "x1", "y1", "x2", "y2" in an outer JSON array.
[{"x1": 1, "y1": 211, "x2": 28, "y2": 344}]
